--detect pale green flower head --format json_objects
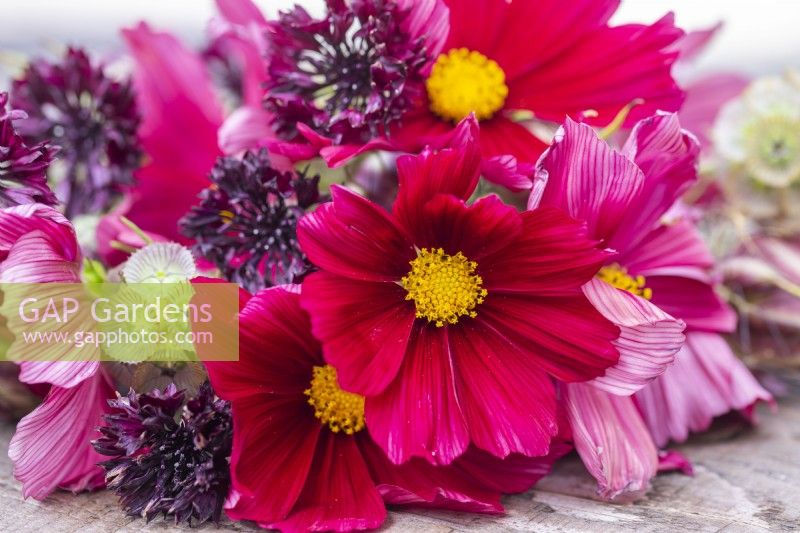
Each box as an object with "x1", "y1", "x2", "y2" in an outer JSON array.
[
  {"x1": 122, "y1": 242, "x2": 197, "y2": 283},
  {"x1": 713, "y1": 73, "x2": 800, "y2": 188}
]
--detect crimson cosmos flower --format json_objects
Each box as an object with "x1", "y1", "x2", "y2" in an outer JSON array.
[
  {"x1": 253, "y1": 0, "x2": 684, "y2": 189},
  {"x1": 296, "y1": 117, "x2": 620, "y2": 465},
  {"x1": 205, "y1": 286, "x2": 568, "y2": 532}
]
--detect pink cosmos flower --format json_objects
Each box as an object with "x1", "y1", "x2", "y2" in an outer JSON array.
[
  {"x1": 0, "y1": 204, "x2": 113, "y2": 498},
  {"x1": 206, "y1": 286, "x2": 568, "y2": 532},
  {"x1": 533, "y1": 113, "x2": 771, "y2": 497},
  {"x1": 247, "y1": 0, "x2": 684, "y2": 189},
  {"x1": 296, "y1": 117, "x2": 620, "y2": 466}
]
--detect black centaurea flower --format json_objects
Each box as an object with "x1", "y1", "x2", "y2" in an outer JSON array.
[
  {"x1": 11, "y1": 47, "x2": 142, "y2": 218},
  {"x1": 93, "y1": 382, "x2": 232, "y2": 525},
  {"x1": 0, "y1": 92, "x2": 58, "y2": 207},
  {"x1": 266, "y1": 0, "x2": 429, "y2": 144},
  {"x1": 180, "y1": 148, "x2": 321, "y2": 293}
]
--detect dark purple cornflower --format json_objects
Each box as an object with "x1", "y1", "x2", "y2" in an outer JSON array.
[
  {"x1": 11, "y1": 47, "x2": 142, "y2": 218},
  {"x1": 180, "y1": 148, "x2": 321, "y2": 293},
  {"x1": 0, "y1": 92, "x2": 58, "y2": 208},
  {"x1": 93, "y1": 382, "x2": 232, "y2": 525},
  {"x1": 266, "y1": 0, "x2": 429, "y2": 144}
]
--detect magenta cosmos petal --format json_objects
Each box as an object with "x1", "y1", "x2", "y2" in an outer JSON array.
[
  {"x1": 477, "y1": 118, "x2": 548, "y2": 190},
  {"x1": 0, "y1": 203, "x2": 80, "y2": 282},
  {"x1": 218, "y1": 106, "x2": 275, "y2": 156},
  {"x1": 205, "y1": 286, "x2": 322, "y2": 400},
  {"x1": 658, "y1": 449, "x2": 694, "y2": 476},
  {"x1": 477, "y1": 293, "x2": 619, "y2": 383},
  {"x1": 449, "y1": 321, "x2": 558, "y2": 459},
  {"x1": 363, "y1": 442, "x2": 503, "y2": 514},
  {"x1": 223, "y1": 399, "x2": 320, "y2": 523},
  {"x1": 415, "y1": 194, "x2": 522, "y2": 260},
  {"x1": 265, "y1": 435, "x2": 386, "y2": 533},
  {"x1": 366, "y1": 325, "x2": 470, "y2": 465},
  {"x1": 509, "y1": 14, "x2": 683, "y2": 126},
  {"x1": 617, "y1": 220, "x2": 714, "y2": 273},
  {"x1": 611, "y1": 113, "x2": 700, "y2": 252},
  {"x1": 398, "y1": 0, "x2": 449, "y2": 62},
  {"x1": 301, "y1": 273, "x2": 416, "y2": 397},
  {"x1": 481, "y1": 207, "x2": 613, "y2": 295},
  {"x1": 635, "y1": 332, "x2": 773, "y2": 447},
  {"x1": 454, "y1": 444, "x2": 573, "y2": 495},
  {"x1": 443, "y1": 0, "x2": 619, "y2": 79},
  {"x1": 9, "y1": 370, "x2": 114, "y2": 499},
  {"x1": 645, "y1": 273, "x2": 737, "y2": 333},
  {"x1": 584, "y1": 278, "x2": 685, "y2": 396},
  {"x1": 215, "y1": 0, "x2": 267, "y2": 28},
  {"x1": 298, "y1": 185, "x2": 414, "y2": 282},
  {"x1": 565, "y1": 382, "x2": 658, "y2": 499},
  {"x1": 122, "y1": 23, "x2": 223, "y2": 243},
  {"x1": 205, "y1": 287, "x2": 322, "y2": 515},
  {"x1": 532, "y1": 119, "x2": 645, "y2": 243},
  {"x1": 392, "y1": 118, "x2": 481, "y2": 235}
]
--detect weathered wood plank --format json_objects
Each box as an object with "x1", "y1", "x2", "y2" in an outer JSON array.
[{"x1": 1, "y1": 393, "x2": 798, "y2": 532}]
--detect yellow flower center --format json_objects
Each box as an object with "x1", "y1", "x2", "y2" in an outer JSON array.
[
  {"x1": 426, "y1": 48, "x2": 508, "y2": 122},
  {"x1": 597, "y1": 264, "x2": 652, "y2": 300},
  {"x1": 304, "y1": 365, "x2": 365, "y2": 435},
  {"x1": 401, "y1": 247, "x2": 487, "y2": 327}
]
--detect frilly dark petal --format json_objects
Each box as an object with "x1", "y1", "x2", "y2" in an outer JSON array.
[
  {"x1": 180, "y1": 148, "x2": 321, "y2": 292},
  {"x1": 266, "y1": 0, "x2": 430, "y2": 144},
  {"x1": 0, "y1": 92, "x2": 58, "y2": 208},
  {"x1": 11, "y1": 47, "x2": 142, "y2": 217},
  {"x1": 92, "y1": 381, "x2": 232, "y2": 526}
]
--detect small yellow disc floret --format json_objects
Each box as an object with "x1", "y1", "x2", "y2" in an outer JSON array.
[
  {"x1": 426, "y1": 48, "x2": 508, "y2": 122},
  {"x1": 401, "y1": 247, "x2": 487, "y2": 327},
  {"x1": 304, "y1": 365, "x2": 365, "y2": 435},
  {"x1": 597, "y1": 264, "x2": 652, "y2": 300}
]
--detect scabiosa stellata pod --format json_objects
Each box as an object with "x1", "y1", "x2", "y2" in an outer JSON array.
[
  {"x1": 93, "y1": 382, "x2": 232, "y2": 525},
  {"x1": 11, "y1": 47, "x2": 142, "y2": 218},
  {"x1": 180, "y1": 148, "x2": 321, "y2": 293},
  {"x1": 0, "y1": 92, "x2": 58, "y2": 208},
  {"x1": 266, "y1": 0, "x2": 429, "y2": 143}
]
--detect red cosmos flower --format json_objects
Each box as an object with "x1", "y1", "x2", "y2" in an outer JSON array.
[
  {"x1": 387, "y1": 0, "x2": 685, "y2": 188},
  {"x1": 205, "y1": 286, "x2": 567, "y2": 532},
  {"x1": 260, "y1": 0, "x2": 684, "y2": 189},
  {"x1": 296, "y1": 118, "x2": 619, "y2": 465}
]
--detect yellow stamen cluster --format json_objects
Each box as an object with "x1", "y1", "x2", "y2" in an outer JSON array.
[
  {"x1": 426, "y1": 48, "x2": 508, "y2": 122},
  {"x1": 597, "y1": 264, "x2": 652, "y2": 300},
  {"x1": 219, "y1": 209, "x2": 235, "y2": 224},
  {"x1": 401, "y1": 248, "x2": 487, "y2": 327},
  {"x1": 304, "y1": 365, "x2": 365, "y2": 435}
]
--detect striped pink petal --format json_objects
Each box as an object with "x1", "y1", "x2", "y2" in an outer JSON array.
[
  {"x1": 565, "y1": 382, "x2": 658, "y2": 500},
  {"x1": 584, "y1": 278, "x2": 685, "y2": 396},
  {"x1": 9, "y1": 370, "x2": 114, "y2": 499},
  {"x1": 635, "y1": 332, "x2": 773, "y2": 447}
]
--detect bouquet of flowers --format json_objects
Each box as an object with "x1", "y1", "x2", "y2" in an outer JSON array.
[{"x1": 0, "y1": 1, "x2": 777, "y2": 531}]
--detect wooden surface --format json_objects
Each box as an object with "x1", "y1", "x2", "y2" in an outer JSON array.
[{"x1": 1, "y1": 389, "x2": 799, "y2": 532}]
